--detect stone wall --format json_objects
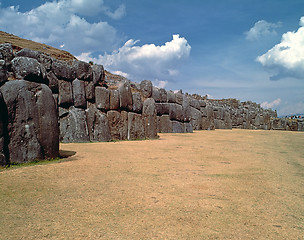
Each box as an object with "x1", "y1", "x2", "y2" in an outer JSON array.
[{"x1": 0, "y1": 43, "x2": 302, "y2": 165}]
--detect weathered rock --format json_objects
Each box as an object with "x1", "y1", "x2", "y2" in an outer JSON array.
[
  {"x1": 151, "y1": 87, "x2": 161, "y2": 102},
  {"x1": 92, "y1": 64, "x2": 105, "y2": 86},
  {"x1": 109, "y1": 89, "x2": 120, "y2": 110},
  {"x1": 159, "y1": 88, "x2": 167, "y2": 103},
  {"x1": 95, "y1": 86, "x2": 110, "y2": 111},
  {"x1": 16, "y1": 48, "x2": 52, "y2": 71},
  {"x1": 107, "y1": 110, "x2": 128, "y2": 140},
  {"x1": 11, "y1": 57, "x2": 47, "y2": 83},
  {"x1": 59, "y1": 106, "x2": 89, "y2": 143},
  {"x1": 190, "y1": 107, "x2": 202, "y2": 130},
  {"x1": 84, "y1": 81, "x2": 95, "y2": 101},
  {"x1": 167, "y1": 91, "x2": 176, "y2": 103},
  {"x1": 175, "y1": 92, "x2": 184, "y2": 105},
  {"x1": 190, "y1": 98, "x2": 200, "y2": 110},
  {"x1": 142, "y1": 98, "x2": 158, "y2": 138},
  {"x1": 128, "y1": 112, "x2": 145, "y2": 140},
  {"x1": 182, "y1": 96, "x2": 191, "y2": 122},
  {"x1": 161, "y1": 103, "x2": 170, "y2": 115},
  {"x1": 140, "y1": 80, "x2": 153, "y2": 98},
  {"x1": 86, "y1": 104, "x2": 111, "y2": 142},
  {"x1": 0, "y1": 43, "x2": 14, "y2": 65},
  {"x1": 172, "y1": 121, "x2": 185, "y2": 133},
  {"x1": 131, "y1": 92, "x2": 142, "y2": 113},
  {"x1": 0, "y1": 60, "x2": 8, "y2": 86},
  {"x1": 58, "y1": 80, "x2": 73, "y2": 107},
  {"x1": 118, "y1": 82, "x2": 133, "y2": 110},
  {"x1": 52, "y1": 59, "x2": 76, "y2": 81},
  {"x1": 158, "y1": 115, "x2": 173, "y2": 133},
  {"x1": 0, "y1": 80, "x2": 59, "y2": 164},
  {"x1": 46, "y1": 71, "x2": 59, "y2": 93},
  {"x1": 0, "y1": 91, "x2": 7, "y2": 165},
  {"x1": 53, "y1": 94, "x2": 58, "y2": 110},
  {"x1": 155, "y1": 103, "x2": 163, "y2": 116},
  {"x1": 73, "y1": 60, "x2": 93, "y2": 81},
  {"x1": 169, "y1": 103, "x2": 183, "y2": 121},
  {"x1": 201, "y1": 106, "x2": 215, "y2": 130},
  {"x1": 184, "y1": 122, "x2": 193, "y2": 133},
  {"x1": 199, "y1": 100, "x2": 206, "y2": 108},
  {"x1": 72, "y1": 79, "x2": 86, "y2": 108}
]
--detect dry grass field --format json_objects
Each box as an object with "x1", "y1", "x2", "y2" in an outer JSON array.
[{"x1": 0, "y1": 129, "x2": 303, "y2": 239}]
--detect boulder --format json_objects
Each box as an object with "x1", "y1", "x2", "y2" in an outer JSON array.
[
  {"x1": 132, "y1": 92, "x2": 143, "y2": 113},
  {"x1": 190, "y1": 107, "x2": 202, "y2": 130},
  {"x1": 118, "y1": 82, "x2": 133, "y2": 110},
  {"x1": 151, "y1": 87, "x2": 161, "y2": 102},
  {"x1": 184, "y1": 122, "x2": 193, "y2": 133},
  {"x1": 58, "y1": 80, "x2": 73, "y2": 107},
  {"x1": 201, "y1": 106, "x2": 215, "y2": 130},
  {"x1": 169, "y1": 103, "x2": 183, "y2": 121},
  {"x1": 0, "y1": 60, "x2": 8, "y2": 86},
  {"x1": 86, "y1": 104, "x2": 111, "y2": 142},
  {"x1": 73, "y1": 60, "x2": 93, "y2": 81},
  {"x1": 190, "y1": 98, "x2": 200, "y2": 110},
  {"x1": 11, "y1": 57, "x2": 47, "y2": 84},
  {"x1": 107, "y1": 110, "x2": 128, "y2": 140},
  {"x1": 0, "y1": 91, "x2": 8, "y2": 165},
  {"x1": 92, "y1": 64, "x2": 105, "y2": 86},
  {"x1": 140, "y1": 80, "x2": 153, "y2": 98},
  {"x1": 59, "y1": 106, "x2": 90, "y2": 143},
  {"x1": 158, "y1": 115, "x2": 172, "y2": 133},
  {"x1": 52, "y1": 59, "x2": 76, "y2": 81},
  {"x1": 95, "y1": 86, "x2": 110, "y2": 111},
  {"x1": 16, "y1": 48, "x2": 52, "y2": 71},
  {"x1": 85, "y1": 81, "x2": 95, "y2": 101},
  {"x1": 142, "y1": 98, "x2": 158, "y2": 139},
  {"x1": 0, "y1": 43, "x2": 14, "y2": 65},
  {"x1": 128, "y1": 112, "x2": 145, "y2": 140},
  {"x1": 167, "y1": 91, "x2": 176, "y2": 103},
  {"x1": 155, "y1": 103, "x2": 163, "y2": 116},
  {"x1": 109, "y1": 89, "x2": 120, "y2": 110},
  {"x1": 46, "y1": 71, "x2": 59, "y2": 93},
  {"x1": 159, "y1": 88, "x2": 167, "y2": 103},
  {"x1": 175, "y1": 92, "x2": 184, "y2": 105},
  {"x1": 172, "y1": 121, "x2": 185, "y2": 133},
  {"x1": 72, "y1": 79, "x2": 87, "y2": 108},
  {"x1": 0, "y1": 80, "x2": 59, "y2": 164},
  {"x1": 182, "y1": 96, "x2": 191, "y2": 122}
]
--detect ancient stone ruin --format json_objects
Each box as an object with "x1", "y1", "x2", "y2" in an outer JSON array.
[{"x1": 0, "y1": 43, "x2": 302, "y2": 166}]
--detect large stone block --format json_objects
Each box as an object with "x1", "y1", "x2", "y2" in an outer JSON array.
[
  {"x1": 190, "y1": 98, "x2": 200, "y2": 110},
  {"x1": 132, "y1": 92, "x2": 143, "y2": 113},
  {"x1": 58, "y1": 80, "x2": 73, "y2": 107},
  {"x1": 60, "y1": 106, "x2": 90, "y2": 143},
  {"x1": 46, "y1": 71, "x2": 59, "y2": 93},
  {"x1": 169, "y1": 103, "x2": 183, "y2": 121},
  {"x1": 190, "y1": 107, "x2": 202, "y2": 130},
  {"x1": 110, "y1": 89, "x2": 120, "y2": 110},
  {"x1": 151, "y1": 87, "x2": 161, "y2": 102},
  {"x1": 159, "y1": 88, "x2": 167, "y2": 103},
  {"x1": 0, "y1": 80, "x2": 59, "y2": 164},
  {"x1": 107, "y1": 110, "x2": 128, "y2": 140},
  {"x1": 143, "y1": 98, "x2": 158, "y2": 139},
  {"x1": 167, "y1": 91, "x2": 176, "y2": 103},
  {"x1": 72, "y1": 79, "x2": 86, "y2": 108},
  {"x1": 0, "y1": 60, "x2": 7, "y2": 86},
  {"x1": 158, "y1": 115, "x2": 173, "y2": 133},
  {"x1": 172, "y1": 121, "x2": 185, "y2": 133},
  {"x1": 52, "y1": 59, "x2": 76, "y2": 81},
  {"x1": 175, "y1": 92, "x2": 184, "y2": 105},
  {"x1": 84, "y1": 81, "x2": 95, "y2": 101},
  {"x1": 140, "y1": 80, "x2": 153, "y2": 98},
  {"x1": 73, "y1": 60, "x2": 93, "y2": 81},
  {"x1": 95, "y1": 86, "x2": 110, "y2": 111},
  {"x1": 182, "y1": 96, "x2": 191, "y2": 122},
  {"x1": 92, "y1": 64, "x2": 105, "y2": 86},
  {"x1": 86, "y1": 104, "x2": 111, "y2": 142},
  {"x1": 128, "y1": 112, "x2": 145, "y2": 140},
  {"x1": 16, "y1": 48, "x2": 52, "y2": 71},
  {"x1": 118, "y1": 82, "x2": 133, "y2": 110},
  {"x1": 184, "y1": 122, "x2": 193, "y2": 133},
  {"x1": 0, "y1": 43, "x2": 14, "y2": 65},
  {"x1": 0, "y1": 91, "x2": 7, "y2": 165}
]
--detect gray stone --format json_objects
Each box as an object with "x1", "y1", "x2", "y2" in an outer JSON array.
[
  {"x1": 107, "y1": 110, "x2": 128, "y2": 140},
  {"x1": 11, "y1": 57, "x2": 47, "y2": 83},
  {"x1": 109, "y1": 89, "x2": 120, "y2": 110},
  {"x1": 142, "y1": 98, "x2": 158, "y2": 139},
  {"x1": 132, "y1": 92, "x2": 143, "y2": 113},
  {"x1": 155, "y1": 103, "x2": 163, "y2": 116},
  {"x1": 95, "y1": 87, "x2": 110, "y2": 111},
  {"x1": 128, "y1": 112, "x2": 145, "y2": 140},
  {"x1": 16, "y1": 48, "x2": 52, "y2": 71},
  {"x1": 172, "y1": 121, "x2": 185, "y2": 133},
  {"x1": 73, "y1": 60, "x2": 93, "y2": 81},
  {"x1": 58, "y1": 80, "x2": 73, "y2": 107},
  {"x1": 86, "y1": 104, "x2": 111, "y2": 142},
  {"x1": 0, "y1": 80, "x2": 59, "y2": 164},
  {"x1": 0, "y1": 91, "x2": 7, "y2": 165},
  {"x1": 118, "y1": 82, "x2": 133, "y2": 110},
  {"x1": 158, "y1": 115, "x2": 172, "y2": 133},
  {"x1": 167, "y1": 91, "x2": 176, "y2": 103},
  {"x1": 159, "y1": 88, "x2": 167, "y2": 103},
  {"x1": 161, "y1": 103, "x2": 170, "y2": 115},
  {"x1": 59, "y1": 106, "x2": 89, "y2": 143},
  {"x1": 0, "y1": 43, "x2": 14, "y2": 65},
  {"x1": 72, "y1": 79, "x2": 86, "y2": 108},
  {"x1": 46, "y1": 71, "x2": 59, "y2": 93},
  {"x1": 175, "y1": 92, "x2": 184, "y2": 105},
  {"x1": 184, "y1": 122, "x2": 193, "y2": 133},
  {"x1": 92, "y1": 64, "x2": 105, "y2": 86},
  {"x1": 199, "y1": 100, "x2": 206, "y2": 108},
  {"x1": 52, "y1": 59, "x2": 76, "y2": 81},
  {"x1": 0, "y1": 60, "x2": 8, "y2": 86},
  {"x1": 190, "y1": 107, "x2": 202, "y2": 130},
  {"x1": 84, "y1": 81, "x2": 95, "y2": 101},
  {"x1": 140, "y1": 80, "x2": 153, "y2": 98},
  {"x1": 190, "y1": 98, "x2": 200, "y2": 110},
  {"x1": 182, "y1": 96, "x2": 191, "y2": 122},
  {"x1": 151, "y1": 87, "x2": 161, "y2": 102},
  {"x1": 169, "y1": 103, "x2": 183, "y2": 121}
]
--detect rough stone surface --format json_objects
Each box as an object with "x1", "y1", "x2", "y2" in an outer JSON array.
[
  {"x1": 107, "y1": 110, "x2": 128, "y2": 140},
  {"x1": 109, "y1": 89, "x2": 120, "y2": 110},
  {"x1": 184, "y1": 122, "x2": 193, "y2": 133},
  {"x1": 182, "y1": 96, "x2": 191, "y2": 122},
  {"x1": 175, "y1": 92, "x2": 184, "y2": 105},
  {"x1": 118, "y1": 82, "x2": 133, "y2": 110},
  {"x1": 167, "y1": 91, "x2": 176, "y2": 103},
  {"x1": 0, "y1": 80, "x2": 59, "y2": 164},
  {"x1": 172, "y1": 121, "x2": 185, "y2": 133},
  {"x1": 16, "y1": 48, "x2": 52, "y2": 71},
  {"x1": 52, "y1": 59, "x2": 76, "y2": 81},
  {"x1": 190, "y1": 107, "x2": 202, "y2": 130},
  {"x1": 58, "y1": 80, "x2": 73, "y2": 107},
  {"x1": 73, "y1": 60, "x2": 93, "y2": 81},
  {"x1": 46, "y1": 71, "x2": 59, "y2": 93},
  {"x1": 95, "y1": 87, "x2": 110, "y2": 111},
  {"x1": 72, "y1": 79, "x2": 86, "y2": 108},
  {"x1": 128, "y1": 112, "x2": 145, "y2": 140},
  {"x1": 0, "y1": 91, "x2": 7, "y2": 165},
  {"x1": 0, "y1": 43, "x2": 14, "y2": 65},
  {"x1": 159, "y1": 88, "x2": 167, "y2": 103},
  {"x1": 84, "y1": 81, "x2": 95, "y2": 101},
  {"x1": 92, "y1": 64, "x2": 105, "y2": 86},
  {"x1": 59, "y1": 106, "x2": 89, "y2": 143},
  {"x1": 152, "y1": 87, "x2": 161, "y2": 102},
  {"x1": 11, "y1": 57, "x2": 47, "y2": 83},
  {"x1": 158, "y1": 115, "x2": 172, "y2": 133},
  {"x1": 132, "y1": 92, "x2": 143, "y2": 113},
  {"x1": 86, "y1": 104, "x2": 111, "y2": 142},
  {"x1": 140, "y1": 80, "x2": 153, "y2": 98},
  {"x1": 142, "y1": 98, "x2": 158, "y2": 139},
  {"x1": 0, "y1": 60, "x2": 8, "y2": 86},
  {"x1": 169, "y1": 103, "x2": 183, "y2": 121},
  {"x1": 190, "y1": 98, "x2": 200, "y2": 110}
]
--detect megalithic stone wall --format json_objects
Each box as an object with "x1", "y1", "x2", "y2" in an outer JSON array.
[{"x1": 0, "y1": 43, "x2": 302, "y2": 165}]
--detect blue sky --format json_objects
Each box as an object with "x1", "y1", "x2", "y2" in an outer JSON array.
[{"x1": 0, "y1": 0, "x2": 303, "y2": 116}]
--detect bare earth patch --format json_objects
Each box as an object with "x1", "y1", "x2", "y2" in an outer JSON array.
[{"x1": 1, "y1": 129, "x2": 304, "y2": 239}]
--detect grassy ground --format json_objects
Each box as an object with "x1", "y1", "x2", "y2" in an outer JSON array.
[{"x1": 0, "y1": 129, "x2": 303, "y2": 239}]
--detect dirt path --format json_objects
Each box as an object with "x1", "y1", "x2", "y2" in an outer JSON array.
[{"x1": 1, "y1": 129, "x2": 304, "y2": 239}]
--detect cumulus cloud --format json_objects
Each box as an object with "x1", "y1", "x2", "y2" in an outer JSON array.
[
  {"x1": 78, "y1": 34, "x2": 191, "y2": 82},
  {"x1": 245, "y1": 20, "x2": 281, "y2": 41},
  {"x1": 0, "y1": 0, "x2": 124, "y2": 55},
  {"x1": 261, "y1": 98, "x2": 281, "y2": 109},
  {"x1": 257, "y1": 17, "x2": 304, "y2": 80}
]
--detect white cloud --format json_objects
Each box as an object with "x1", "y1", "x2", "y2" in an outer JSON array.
[
  {"x1": 78, "y1": 34, "x2": 191, "y2": 82},
  {"x1": 261, "y1": 98, "x2": 281, "y2": 109},
  {"x1": 245, "y1": 20, "x2": 281, "y2": 41},
  {"x1": 0, "y1": 0, "x2": 124, "y2": 55},
  {"x1": 153, "y1": 80, "x2": 168, "y2": 89},
  {"x1": 257, "y1": 17, "x2": 304, "y2": 80}
]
